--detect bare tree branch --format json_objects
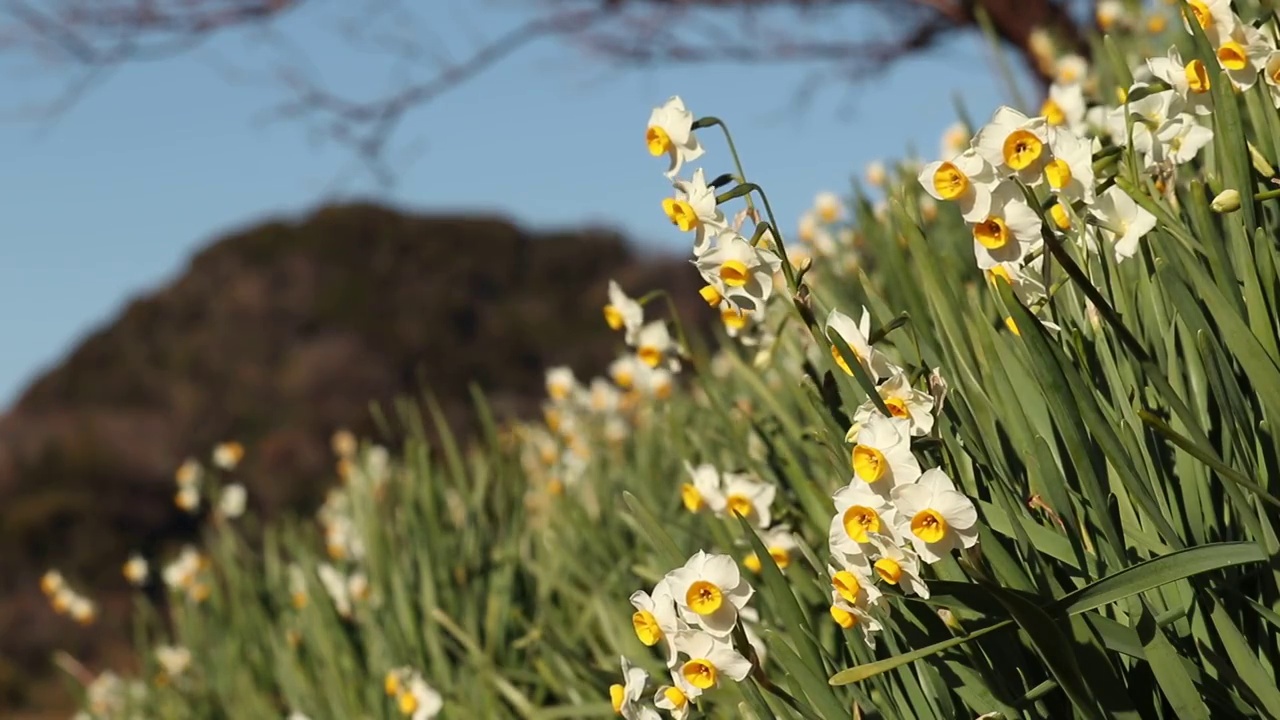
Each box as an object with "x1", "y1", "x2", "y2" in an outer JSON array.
[{"x1": 0, "y1": 0, "x2": 1092, "y2": 182}]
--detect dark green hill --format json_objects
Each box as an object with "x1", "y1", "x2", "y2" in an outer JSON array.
[{"x1": 0, "y1": 203, "x2": 709, "y2": 709}]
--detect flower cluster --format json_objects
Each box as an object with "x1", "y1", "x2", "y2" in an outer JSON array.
[
  {"x1": 619, "y1": 551, "x2": 759, "y2": 718},
  {"x1": 40, "y1": 570, "x2": 98, "y2": 626},
  {"x1": 161, "y1": 545, "x2": 212, "y2": 603},
  {"x1": 383, "y1": 666, "x2": 443, "y2": 720},
  {"x1": 173, "y1": 443, "x2": 248, "y2": 519},
  {"x1": 821, "y1": 304, "x2": 974, "y2": 643}
]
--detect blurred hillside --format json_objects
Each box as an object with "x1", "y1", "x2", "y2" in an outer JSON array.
[{"x1": 0, "y1": 203, "x2": 710, "y2": 710}]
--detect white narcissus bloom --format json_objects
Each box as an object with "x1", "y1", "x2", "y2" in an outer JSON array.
[
  {"x1": 609, "y1": 354, "x2": 640, "y2": 391},
  {"x1": 401, "y1": 674, "x2": 444, "y2": 720},
  {"x1": 830, "y1": 480, "x2": 897, "y2": 557},
  {"x1": 827, "y1": 561, "x2": 883, "y2": 611},
  {"x1": 814, "y1": 191, "x2": 843, "y2": 223},
  {"x1": 918, "y1": 148, "x2": 997, "y2": 222},
  {"x1": 219, "y1": 483, "x2": 247, "y2": 519},
  {"x1": 973, "y1": 106, "x2": 1051, "y2": 185},
  {"x1": 545, "y1": 366, "x2": 577, "y2": 402},
  {"x1": 681, "y1": 462, "x2": 723, "y2": 514},
  {"x1": 743, "y1": 525, "x2": 798, "y2": 574},
  {"x1": 212, "y1": 441, "x2": 244, "y2": 471},
  {"x1": 647, "y1": 96, "x2": 705, "y2": 179},
  {"x1": 1044, "y1": 126, "x2": 1095, "y2": 205},
  {"x1": 1096, "y1": 0, "x2": 1124, "y2": 32},
  {"x1": 891, "y1": 468, "x2": 980, "y2": 563},
  {"x1": 673, "y1": 631, "x2": 752, "y2": 691},
  {"x1": 155, "y1": 645, "x2": 191, "y2": 678},
  {"x1": 1147, "y1": 47, "x2": 1214, "y2": 115},
  {"x1": 828, "y1": 589, "x2": 885, "y2": 648},
  {"x1": 868, "y1": 535, "x2": 930, "y2": 598},
  {"x1": 40, "y1": 569, "x2": 64, "y2": 597},
  {"x1": 175, "y1": 485, "x2": 200, "y2": 514},
  {"x1": 665, "y1": 551, "x2": 754, "y2": 636},
  {"x1": 1264, "y1": 52, "x2": 1280, "y2": 108},
  {"x1": 1090, "y1": 185, "x2": 1158, "y2": 262},
  {"x1": 865, "y1": 161, "x2": 888, "y2": 188},
  {"x1": 605, "y1": 281, "x2": 645, "y2": 345},
  {"x1": 849, "y1": 415, "x2": 921, "y2": 490},
  {"x1": 693, "y1": 231, "x2": 781, "y2": 314},
  {"x1": 642, "y1": 366, "x2": 676, "y2": 401},
  {"x1": 1215, "y1": 23, "x2": 1272, "y2": 90},
  {"x1": 851, "y1": 371, "x2": 935, "y2": 437},
  {"x1": 1106, "y1": 89, "x2": 1177, "y2": 158},
  {"x1": 175, "y1": 458, "x2": 202, "y2": 487},
  {"x1": 796, "y1": 211, "x2": 817, "y2": 244},
  {"x1": 985, "y1": 258, "x2": 1048, "y2": 306},
  {"x1": 654, "y1": 681, "x2": 692, "y2": 720},
  {"x1": 664, "y1": 169, "x2": 726, "y2": 256},
  {"x1": 635, "y1": 321, "x2": 681, "y2": 373},
  {"x1": 123, "y1": 554, "x2": 149, "y2": 586},
  {"x1": 287, "y1": 713, "x2": 312, "y2": 720},
  {"x1": 1153, "y1": 114, "x2": 1213, "y2": 166},
  {"x1": 610, "y1": 657, "x2": 659, "y2": 720},
  {"x1": 972, "y1": 184, "x2": 1043, "y2": 270},
  {"x1": 939, "y1": 121, "x2": 970, "y2": 160},
  {"x1": 587, "y1": 377, "x2": 622, "y2": 414},
  {"x1": 630, "y1": 579, "x2": 684, "y2": 667},
  {"x1": 707, "y1": 472, "x2": 775, "y2": 528},
  {"x1": 1055, "y1": 54, "x2": 1090, "y2": 85},
  {"x1": 824, "y1": 307, "x2": 895, "y2": 381},
  {"x1": 1183, "y1": 0, "x2": 1236, "y2": 43},
  {"x1": 1040, "y1": 82, "x2": 1086, "y2": 134},
  {"x1": 318, "y1": 563, "x2": 352, "y2": 618}
]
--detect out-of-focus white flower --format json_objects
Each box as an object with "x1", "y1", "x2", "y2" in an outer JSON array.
[
  {"x1": 706, "y1": 472, "x2": 775, "y2": 528},
  {"x1": 604, "y1": 280, "x2": 645, "y2": 345},
  {"x1": 212, "y1": 441, "x2": 245, "y2": 471},
  {"x1": 155, "y1": 645, "x2": 192, "y2": 678},
  {"x1": 219, "y1": 483, "x2": 247, "y2": 519},
  {"x1": 123, "y1": 554, "x2": 149, "y2": 586}
]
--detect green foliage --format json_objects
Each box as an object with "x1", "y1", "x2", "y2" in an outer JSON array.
[{"x1": 58, "y1": 4, "x2": 1280, "y2": 718}]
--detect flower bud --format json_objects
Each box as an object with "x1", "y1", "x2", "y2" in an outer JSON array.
[{"x1": 1211, "y1": 189, "x2": 1241, "y2": 213}]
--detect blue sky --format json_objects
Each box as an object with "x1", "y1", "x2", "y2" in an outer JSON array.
[{"x1": 0, "y1": 2, "x2": 1029, "y2": 405}]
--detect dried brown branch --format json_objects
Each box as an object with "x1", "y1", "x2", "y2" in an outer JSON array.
[{"x1": 0, "y1": 0, "x2": 1091, "y2": 182}]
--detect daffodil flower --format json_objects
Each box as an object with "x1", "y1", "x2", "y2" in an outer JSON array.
[
  {"x1": 814, "y1": 190, "x2": 845, "y2": 223},
  {"x1": 399, "y1": 673, "x2": 443, "y2": 720},
  {"x1": 1044, "y1": 126, "x2": 1095, "y2": 205},
  {"x1": 1055, "y1": 54, "x2": 1090, "y2": 85},
  {"x1": 984, "y1": 258, "x2": 1048, "y2": 306},
  {"x1": 1214, "y1": 23, "x2": 1271, "y2": 91},
  {"x1": 610, "y1": 657, "x2": 659, "y2": 719},
  {"x1": 851, "y1": 371, "x2": 935, "y2": 437},
  {"x1": 1147, "y1": 46, "x2": 1214, "y2": 115},
  {"x1": 654, "y1": 681, "x2": 692, "y2": 720},
  {"x1": 971, "y1": 184, "x2": 1043, "y2": 270},
  {"x1": 824, "y1": 307, "x2": 896, "y2": 381},
  {"x1": 1182, "y1": 0, "x2": 1236, "y2": 44},
  {"x1": 212, "y1": 441, "x2": 245, "y2": 471},
  {"x1": 635, "y1": 321, "x2": 682, "y2": 373},
  {"x1": 587, "y1": 378, "x2": 622, "y2": 414},
  {"x1": 647, "y1": 96, "x2": 705, "y2": 179},
  {"x1": 974, "y1": 106, "x2": 1051, "y2": 185},
  {"x1": 123, "y1": 554, "x2": 149, "y2": 586},
  {"x1": 918, "y1": 148, "x2": 997, "y2": 222},
  {"x1": 742, "y1": 525, "x2": 797, "y2": 574},
  {"x1": 891, "y1": 468, "x2": 980, "y2": 563},
  {"x1": 693, "y1": 231, "x2": 781, "y2": 314},
  {"x1": 672, "y1": 632, "x2": 752, "y2": 692},
  {"x1": 938, "y1": 120, "x2": 970, "y2": 161},
  {"x1": 1041, "y1": 82, "x2": 1086, "y2": 134},
  {"x1": 545, "y1": 367, "x2": 578, "y2": 402},
  {"x1": 681, "y1": 462, "x2": 723, "y2": 514},
  {"x1": 219, "y1": 483, "x2": 247, "y2": 519},
  {"x1": 867, "y1": 535, "x2": 930, "y2": 598},
  {"x1": 849, "y1": 415, "x2": 921, "y2": 490},
  {"x1": 706, "y1": 472, "x2": 775, "y2": 528},
  {"x1": 1152, "y1": 113, "x2": 1213, "y2": 167},
  {"x1": 828, "y1": 588, "x2": 885, "y2": 648},
  {"x1": 664, "y1": 169, "x2": 726, "y2": 256},
  {"x1": 155, "y1": 645, "x2": 191, "y2": 679},
  {"x1": 604, "y1": 280, "x2": 645, "y2": 345},
  {"x1": 665, "y1": 551, "x2": 754, "y2": 636},
  {"x1": 1089, "y1": 185, "x2": 1158, "y2": 262},
  {"x1": 830, "y1": 479, "x2": 898, "y2": 557},
  {"x1": 629, "y1": 579, "x2": 683, "y2": 667},
  {"x1": 1263, "y1": 51, "x2": 1280, "y2": 108},
  {"x1": 827, "y1": 562, "x2": 883, "y2": 611}
]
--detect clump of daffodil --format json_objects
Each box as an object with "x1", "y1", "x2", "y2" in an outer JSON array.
[{"x1": 384, "y1": 667, "x2": 443, "y2": 719}]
